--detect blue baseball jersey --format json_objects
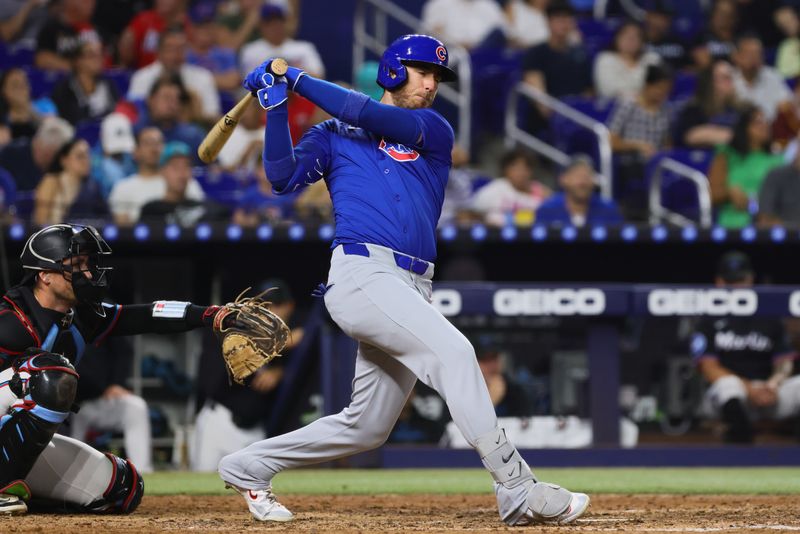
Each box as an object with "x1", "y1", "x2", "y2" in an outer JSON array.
[{"x1": 275, "y1": 110, "x2": 454, "y2": 262}]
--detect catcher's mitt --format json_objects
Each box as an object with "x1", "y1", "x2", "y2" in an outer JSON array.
[{"x1": 213, "y1": 287, "x2": 290, "y2": 385}]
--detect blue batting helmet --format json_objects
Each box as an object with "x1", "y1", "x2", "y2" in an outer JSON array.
[{"x1": 376, "y1": 34, "x2": 457, "y2": 91}]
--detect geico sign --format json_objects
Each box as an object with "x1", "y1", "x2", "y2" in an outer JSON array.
[
  {"x1": 493, "y1": 289, "x2": 606, "y2": 316},
  {"x1": 647, "y1": 289, "x2": 757, "y2": 316},
  {"x1": 432, "y1": 289, "x2": 462, "y2": 316}
]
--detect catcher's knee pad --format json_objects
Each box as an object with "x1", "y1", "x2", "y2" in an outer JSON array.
[
  {"x1": 86, "y1": 454, "x2": 144, "y2": 514},
  {"x1": 0, "y1": 351, "x2": 78, "y2": 488}
]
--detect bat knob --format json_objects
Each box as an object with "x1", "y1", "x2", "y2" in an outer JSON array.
[{"x1": 271, "y1": 58, "x2": 289, "y2": 76}]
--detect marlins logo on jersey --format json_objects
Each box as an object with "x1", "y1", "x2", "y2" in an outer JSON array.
[{"x1": 379, "y1": 138, "x2": 419, "y2": 162}]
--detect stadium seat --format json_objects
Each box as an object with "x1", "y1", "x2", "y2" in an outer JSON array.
[
  {"x1": 6, "y1": 45, "x2": 34, "y2": 68},
  {"x1": 471, "y1": 175, "x2": 492, "y2": 193},
  {"x1": 22, "y1": 66, "x2": 65, "y2": 99},
  {"x1": 193, "y1": 168, "x2": 255, "y2": 206},
  {"x1": 76, "y1": 120, "x2": 103, "y2": 148},
  {"x1": 0, "y1": 167, "x2": 17, "y2": 210},
  {"x1": 106, "y1": 69, "x2": 132, "y2": 96},
  {"x1": 577, "y1": 17, "x2": 623, "y2": 59},
  {"x1": 470, "y1": 48, "x2": 524, "y2": 136},
  {"x1": 219, "y1": 91, "x2": 237, "y2": 114},
  {"x1": 13, "y1": 190, "x2": 35, "y2": 219},
  {"x1": 549, "y1": 96, "x2": 614, "y2": 169},
  {"x1": 670, "y1": 72, "x2": 697, "y2": 102}
]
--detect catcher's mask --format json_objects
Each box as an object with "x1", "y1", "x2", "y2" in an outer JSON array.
[{"x1": 21, "y1": 224, "x2": 113, "y2": 304}]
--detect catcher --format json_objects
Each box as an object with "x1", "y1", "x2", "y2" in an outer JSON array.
[{"x1": 0, "y1": 223, "x2": 287, "y2": 515}]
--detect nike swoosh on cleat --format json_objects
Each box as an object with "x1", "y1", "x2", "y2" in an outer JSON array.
[{"x1": 248, "y1": 491, "x2": 259, "y2": 500}]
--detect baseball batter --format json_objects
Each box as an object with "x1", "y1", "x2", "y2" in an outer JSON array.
[
  {"x1": 218, "y1": 34, "x2": 590, "y2": 526},
  {"x1": 0, "y1": 224, "x2": 248, "y2": 515}
]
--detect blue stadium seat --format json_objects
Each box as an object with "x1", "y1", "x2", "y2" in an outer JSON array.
[
  {"x1": 549, "y1": 96, "x2": 614, "y2": 168},
  {"x1": 670, "y1": 72, "x2": 696, "y2": 102},
  {"x1": 6, "y1": 46, "x2": 34, "y2": 68},
  {"x1": 470, "y1": 47, "x2": 524, "y2": 136},
  {"x1": 471, "y1": 175, "x2": 492, "y2": 193},
  {"x1": 13, "y1": 190, "x2": 35, "y2": 219},
  {"x1": 577, "y1": 17, "x2": 623, "y2": 59},
  {"x1": 22, "y1": 66, "x2": 65, "y2": 99},
  {"x1": 672, "y1": 16, "x2": 703, "y2": 41},
  {"x1": 106, "y1": 69, "x2": 132, "y2": 96},
  {"x1": 0, "y1": 167, "x2": 17, "y2": 209},
  {"x1": 219, "y1": 91, "x2": 237, "y2": 114},
  {"x1": 193, "y1": 168, "x2": 255, "y2": 206},
  {"x1": 75, "y1": 120, "x2": 103, "y2": 149}
]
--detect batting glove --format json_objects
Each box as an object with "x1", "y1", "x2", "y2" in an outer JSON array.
[{"x1": 244, "y1": 70, "x2": 288, "y2": 111}]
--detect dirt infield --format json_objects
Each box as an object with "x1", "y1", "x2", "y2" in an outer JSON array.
[{"x1": 4, "y1": 494, "x2": 799, "y2": 533}]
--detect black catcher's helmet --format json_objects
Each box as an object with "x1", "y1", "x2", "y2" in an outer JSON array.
[{"x1": 20, "y1": 224, "x2": 113, "y2": 302}]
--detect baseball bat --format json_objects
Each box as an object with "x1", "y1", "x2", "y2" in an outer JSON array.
[{"x1": 197, "y1": 58, "x2": 289, "y2": 164}]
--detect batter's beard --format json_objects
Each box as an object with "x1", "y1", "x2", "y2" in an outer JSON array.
[{"x1": 392, "y1": 89, "x2": 435, "y2": 109}]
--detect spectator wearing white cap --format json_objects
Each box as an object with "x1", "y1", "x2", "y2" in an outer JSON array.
[
  {"x1": 91, "y1": 113, "x2": 137, "y2": 198},
  {"x1": 239, "y1": 4, "x2": 324, "y2": 77}
]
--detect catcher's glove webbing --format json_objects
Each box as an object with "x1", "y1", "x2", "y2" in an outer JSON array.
[{"x1": 213, "y1": 288, "x2": 290, "y2": 385}]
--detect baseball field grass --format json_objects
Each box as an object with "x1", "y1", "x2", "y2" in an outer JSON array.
[{"x1": 145, "y1": 467, "x2": 800, "y2": 495}]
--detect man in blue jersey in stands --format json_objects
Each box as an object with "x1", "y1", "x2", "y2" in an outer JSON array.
[
  {"x1": 536, "y1": 155, "x2": 623, "y2": 226},
  {"x1": 217, "y1": 34, "x2": 590, "y2": 527}
]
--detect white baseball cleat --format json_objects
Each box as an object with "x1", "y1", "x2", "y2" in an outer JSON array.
[
  {"x1": 229, "y1": 484, "x2": 294, "y2": 522},
  {"x1": 512, "y1": 485, "x2": 590, "y2": 526},
  {"x1": 549, "y1": 491, "x2": 591, "y2": 525},
  {"x1": 0, "y1": 494, "x2": 27, "y2": 515}
]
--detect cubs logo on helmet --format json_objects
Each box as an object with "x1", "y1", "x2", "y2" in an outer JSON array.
[
  {"x1": 436, "y1": 46, "x2": 447, "y2": 62},
  {"x1": 379, "y1": 138, "x2": 419, "y2": 162}
]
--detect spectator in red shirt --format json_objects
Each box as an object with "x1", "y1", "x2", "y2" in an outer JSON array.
[{"x1": 118, "y1": 0, "x2": 187, "y2": 69}]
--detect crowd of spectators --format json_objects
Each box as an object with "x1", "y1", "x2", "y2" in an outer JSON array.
[{"x1": 3, "y1": 0, "x2": 800, "y2": 230}]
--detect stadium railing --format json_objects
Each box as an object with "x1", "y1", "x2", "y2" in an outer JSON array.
[
  {"x1": 504, "y1": 83, "x2": 614, "y2": 198},
  {"x1": 648, "y1": 155, "x2": 713, "y2": 227}
]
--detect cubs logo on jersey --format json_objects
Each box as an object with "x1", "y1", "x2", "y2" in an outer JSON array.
[{"x1": 379, "y1": 138, "x2": 419, "y2": 162}]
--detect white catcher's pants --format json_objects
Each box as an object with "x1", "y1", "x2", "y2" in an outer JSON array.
[
  {"x1": 70, "y1": 394, "x2": 153, "y2": 473},
  {"x1": 0, "y1": 367, "x2": 115, "y2": 506},
  {"x1": 219, "y1": 244, "x2": 499, "y2": 489}
]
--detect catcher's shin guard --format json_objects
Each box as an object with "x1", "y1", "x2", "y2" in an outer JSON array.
[
  {"x1": 85, "y1": 454, "x2": 144, "y2": 514},
  {"x1": 0, "y1": 351, "x2": 78, "y2": 489}
]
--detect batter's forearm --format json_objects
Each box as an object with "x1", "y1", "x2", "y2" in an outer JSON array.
[{"x1": 263, "y1": 106, "x2": 295, "y2": 190}]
